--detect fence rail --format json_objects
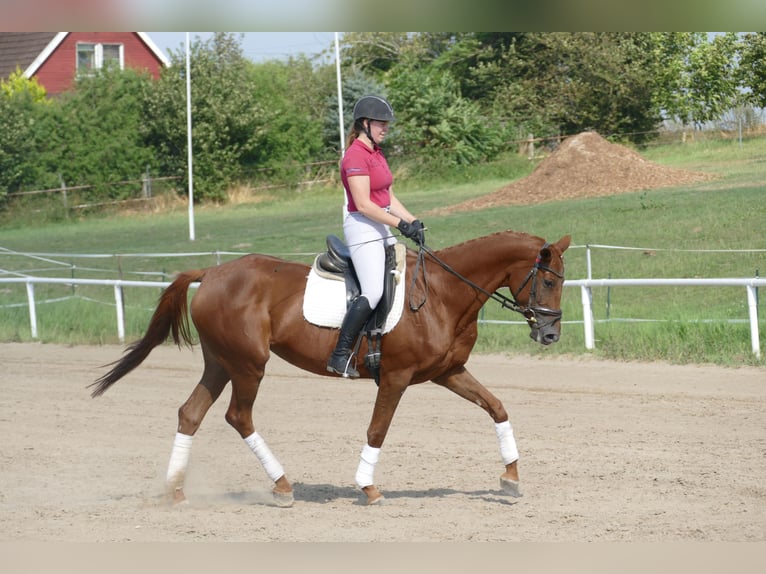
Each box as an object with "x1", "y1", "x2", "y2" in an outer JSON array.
[{"x1": 0, "y1": 275, "x2": 763, "y2": 358}]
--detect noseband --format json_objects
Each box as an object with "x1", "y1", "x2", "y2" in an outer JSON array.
[{"x1": 412, "y1": 242, "x2": 564, "y2": 327}]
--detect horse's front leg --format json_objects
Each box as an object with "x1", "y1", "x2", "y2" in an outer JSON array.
[
  {"x1": 356, "y1": 376, "x2": 409, "y2": 505},
  {"x1": 433, "y1": 367, "x2": 522, "y2": 497}
]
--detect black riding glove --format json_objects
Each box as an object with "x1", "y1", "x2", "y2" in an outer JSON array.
[{"x1": 397, "y1": 219, "x2": 426, "y2": 247}]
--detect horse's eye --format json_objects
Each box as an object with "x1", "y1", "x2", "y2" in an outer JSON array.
[{"x1": 543, "y1": 279, "x2": 555, "y2": 289}]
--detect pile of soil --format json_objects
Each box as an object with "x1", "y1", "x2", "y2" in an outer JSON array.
[{"x1": 433, "y1": 131, "x2": 715, "y2": 215}]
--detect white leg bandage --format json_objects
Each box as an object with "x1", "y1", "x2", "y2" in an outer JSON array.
[
  {"x1": 166, "y1": 432, "x2": 193, "y2": 485},
  {"x1": 244, "y1": 431, "x2": 285, "y2": 482},
  {"x1": 355, "y1": 444, "x2": 381, "y2": 488},
  {"x1": 495, "y1": 420, "x2": 519, "y2": 465}
]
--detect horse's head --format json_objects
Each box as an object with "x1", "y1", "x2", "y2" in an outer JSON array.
[{"x1": 511, "y1": 235, "x2": 571, "y2": 345}]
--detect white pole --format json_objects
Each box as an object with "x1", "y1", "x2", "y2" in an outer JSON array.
[
  {"x1": 746, "y1": 285, "x2": 760, "y2": 358},
  {"x1": 114, "y1": 284, "x2": 125, "y2": 343},
  {"x1": 25, "y1": 281, "x2": 37, "y2": 339},
  {"x1": 186, "y1": 32, "x2": 196, "y2": 241},
  {"x1": 581, "y1": 285, "x2": 595, "y2": 350},
  {"x1": 335, "y1": 33, "x2": 345, "y2": 156},
  {"x1": 334, "y1": 32, "x2": 348, "y2": 221}
]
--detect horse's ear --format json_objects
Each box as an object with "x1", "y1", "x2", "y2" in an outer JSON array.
[{"x1": 554, "y1": 235, "x2": 571, "y2": 253}]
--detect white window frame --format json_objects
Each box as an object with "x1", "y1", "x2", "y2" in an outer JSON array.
[{"x1": 76, "y1": 42, "x2": 125, "y2": 74}]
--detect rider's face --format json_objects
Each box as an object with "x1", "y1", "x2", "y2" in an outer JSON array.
[{"x1": 367, "y1": 120, "x2": 389, "y2": 142}]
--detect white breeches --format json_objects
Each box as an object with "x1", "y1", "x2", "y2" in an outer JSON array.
[{"x1": 343, "y1": 212, "x2": 397, "y2": 309}]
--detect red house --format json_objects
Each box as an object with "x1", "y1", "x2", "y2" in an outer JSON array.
[{"x1": 0, "y1": 32, "x2": 169, "y2": 96}]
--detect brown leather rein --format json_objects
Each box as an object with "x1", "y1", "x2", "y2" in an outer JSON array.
[{"x1": 408, "y1": 242, "x2": 564, "y2": 326}]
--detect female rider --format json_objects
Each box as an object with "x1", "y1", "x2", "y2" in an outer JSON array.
[{"x1": 326, "y1": 95, "x2": 425, "y2": 378}]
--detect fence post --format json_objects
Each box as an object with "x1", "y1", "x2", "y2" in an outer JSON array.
[
  {"x1": 59, "y1": 174, "x2": 69, "y2": 219},
  {"x1": 606, "y1": 273, "x2": 612, "y2": 319},
  {"x1": 746, "y1": 285, "x2": 760, "y2": 358},
  {"x1": 142, "y1": 166, "x2": 152, "y2": 198},
  {"x1": 26, "y1": 281, "x2": 38, "y2": 339},
  {"x1": 114, "y1": 284, "x2": 125, "y2": 343},
  {"x1": 580, "y1": 285, "x2": 595, "y2": 349}
]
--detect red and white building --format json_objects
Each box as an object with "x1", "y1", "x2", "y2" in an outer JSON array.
[{"x1": 0, "y1": 32, "x2": 169, "y2": 96}]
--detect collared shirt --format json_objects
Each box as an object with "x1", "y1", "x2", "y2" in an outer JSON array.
[{"x1": 341, "y1": 138, "x2": 393, "y2": 212}]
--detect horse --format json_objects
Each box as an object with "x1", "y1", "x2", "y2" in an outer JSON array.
[{"x1": 91, "y1": 230, "x2": 571, "y2": 506}]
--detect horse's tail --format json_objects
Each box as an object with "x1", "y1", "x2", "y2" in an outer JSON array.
[{"x1": 89, "y1": 269, "x2": 206, "y2": 397}]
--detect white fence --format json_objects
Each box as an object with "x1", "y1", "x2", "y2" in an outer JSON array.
[
  {"x1": 0, "y1": 275, "x2": 763, "y2": 358},
  {"x1": 566, "y1": 277, "x2": 765, "y2": 358}
]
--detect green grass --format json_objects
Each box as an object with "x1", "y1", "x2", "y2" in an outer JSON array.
[{"x1": 1, "y1": 137, "x2": 764, "y2": 366}]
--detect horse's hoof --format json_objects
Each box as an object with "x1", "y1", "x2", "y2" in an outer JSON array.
[
  {"x1": 362, "y1": 485, "x2": 385, "y2": 505},
  {"x1": 500, "y1": 476, "x2": 523, "y2": 498},
  {"x1": 272, "y1": 489, "x2": 295, "y2": 508},
  {"x1": 168, "y1": 487, "x2": 188, "y2": 506},
  {"x1": 367, "y1": 494, "x2": 385, "y2": 506}
]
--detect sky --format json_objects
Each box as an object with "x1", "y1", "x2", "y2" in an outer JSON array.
[{"x1": 147, "y1": 32, "x2": 339, "y2": 63}]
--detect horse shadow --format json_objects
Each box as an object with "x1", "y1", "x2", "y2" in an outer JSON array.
[{"x1": 223, "y1": 482, "x2": 520, "y2": 507}]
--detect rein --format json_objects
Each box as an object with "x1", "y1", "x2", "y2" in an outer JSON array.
[{"x1": 409, "y1": 242, "x2": 564, "y2": 325}]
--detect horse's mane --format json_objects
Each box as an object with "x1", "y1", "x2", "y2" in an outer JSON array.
[{"x1": 433, "y1": 229, "x2": 540, "y2": 256}]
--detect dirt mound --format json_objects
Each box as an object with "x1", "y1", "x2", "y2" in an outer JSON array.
[{"x1": 433, "y1": 131, "x2": 715, "y2": 215}]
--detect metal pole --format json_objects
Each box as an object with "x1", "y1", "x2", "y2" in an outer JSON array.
[
  {"x1": 186, "y1": 32, "x2": 196, "y2": 241},
  {"x1": 334, "y1": 32, "x2": 348, "y2": 222}
]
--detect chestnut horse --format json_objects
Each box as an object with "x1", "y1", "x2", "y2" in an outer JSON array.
[{"x1": 91, "y1": 230, "x2": 570, "y2": 506}]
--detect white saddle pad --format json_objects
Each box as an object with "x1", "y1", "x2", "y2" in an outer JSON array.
[{"x1": 302, "y1": 243, "x2": 406, "y2": 334}]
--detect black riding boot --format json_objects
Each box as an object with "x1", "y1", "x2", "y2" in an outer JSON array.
[{"x1": 326, "y1": 296, "x2": 373, "y2": 378}]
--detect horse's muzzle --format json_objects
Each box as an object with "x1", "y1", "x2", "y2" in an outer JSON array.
[{"x1": 526, "y1": 307, "x2": 562, "y2": 346}]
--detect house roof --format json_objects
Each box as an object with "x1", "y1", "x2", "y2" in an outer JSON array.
[
  {"x1": 0, "y1": 32, "x2": 59, "y2": 79},
  {"x1": 0, "y1": 32, "x2": 170, "y2": 81}
]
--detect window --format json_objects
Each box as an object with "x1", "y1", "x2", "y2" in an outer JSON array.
[{"x1": 76, "y1": 43, "x2": 124, "y2": 74}]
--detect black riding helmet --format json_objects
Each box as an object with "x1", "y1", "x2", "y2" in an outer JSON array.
[
  {"x1": 352, "y1": 95, "x2": 394, "y2": 146},
  {"x1": 352, "y1": 95, "x2": 395, "y2": 122}
]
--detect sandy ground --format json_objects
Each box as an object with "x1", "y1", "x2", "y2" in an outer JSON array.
[{"x1": 1, "y1": 342, "x2": 764, "y2": 542}]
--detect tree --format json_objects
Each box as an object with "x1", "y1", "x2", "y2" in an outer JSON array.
[
  {"x1": 339, "y1": 32, "x2": 507, "y2": 166},
  {"x1": 738, "y1": 32, "x2": 766, "y2": 109},
  {"x1": 653, "y1": 32, "x2": 741, "y2": 127},
  {"x1": 36, "y1": 67, "x2": 157, "y2": 198},
  {"x1": 245, "y1": 56, "x2": 334, "y2": 181},
  {"x1": 0, "y1": 67, "x2": 47, "y2": 102},
  {"x1": 0, "y1": 70, "x2": 51, "y2": 202},
  {"x1": 142, "y1": 32, "x2": 266, "y2": 202},
  {"x1": 322, "y1": 68, "x2": 388, "y2": 153},
  {"x1": 477, "y1": 33, "x2": 666, "y2": 143},
  {"x1": 389, "y1": 66, "x2": 505, "y2": 166}
]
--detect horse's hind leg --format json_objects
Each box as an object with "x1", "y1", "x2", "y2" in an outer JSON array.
[
  {"x1": 225, "y1": 368, "x2": 294, "y2": 508},
  {"x1": 166, "y1": 347, "x2": 230, "y2": 504}
]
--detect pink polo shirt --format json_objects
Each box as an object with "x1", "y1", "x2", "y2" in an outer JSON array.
[{"x1": 341, "y1": 138, "x2": 393, "y2": 212}]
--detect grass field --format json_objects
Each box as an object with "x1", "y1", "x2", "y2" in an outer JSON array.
[{"x1": 1, "y1": 136, "x2": 764, "y2": 366}]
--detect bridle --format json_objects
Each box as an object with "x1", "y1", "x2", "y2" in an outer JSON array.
[
  {"x1": 408, "y1": 242, "x2": 564, "y2": 328},
  {"x1": 509, "y1": 243, "x2": 565, "y2": 327}
]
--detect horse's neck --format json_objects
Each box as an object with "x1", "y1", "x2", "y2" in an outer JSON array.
[{"x1": 434, "y1": 231, "x2": 538, "y2": 296}]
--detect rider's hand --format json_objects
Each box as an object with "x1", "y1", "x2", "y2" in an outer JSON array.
[{"x1": 397, "y1": 219, "x2": 426, "y2": 247}]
